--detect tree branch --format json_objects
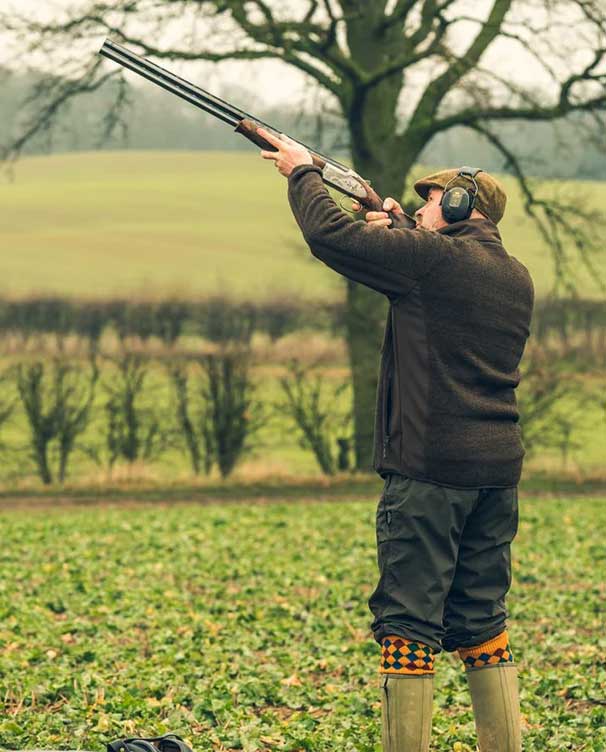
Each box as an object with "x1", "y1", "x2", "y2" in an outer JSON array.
[
  {"x1": 407, "y1": 0, "x2": 513, "y2": 134},
  {"x1": 432, "y1": 46, "x2": 606, "y2": 132},
  {"x1": 470, "y1": 122, "x2": 606, "y2": 296},
  {"x1": 1, "y1": 59, "x2": 123, "y2": 164}
]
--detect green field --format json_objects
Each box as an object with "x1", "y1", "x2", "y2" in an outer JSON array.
[
  {"x1": 1, "y1": 151, "x2": 604, "y2": 300},
  {"x1": 0, "y1": 495, "x2": 604, "y2": 751}
]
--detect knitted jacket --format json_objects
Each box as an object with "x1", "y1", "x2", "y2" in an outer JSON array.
[{"x1": 287, "y1": 164, "x2": 534, "y2": 488}]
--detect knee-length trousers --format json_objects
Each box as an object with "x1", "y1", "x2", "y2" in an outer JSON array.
[{"x1": 368, "y1": 472, "x2": 519, "y2": 653}]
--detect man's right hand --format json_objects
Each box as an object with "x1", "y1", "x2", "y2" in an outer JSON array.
[{"x1": 351, "y1": 197, "x2": 405, "y2": 227}]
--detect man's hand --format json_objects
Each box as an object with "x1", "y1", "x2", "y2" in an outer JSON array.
[
  {"x1": 258, "y1": 127, "x2": 313, "y2": 177},
  {"x1": 352, "y1": 197, "x2": 405, "y2": 227}
]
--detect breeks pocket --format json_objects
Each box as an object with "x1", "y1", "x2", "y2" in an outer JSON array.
[{"x1": 376, "y1": 477, "x2": 414, "y2": 544}]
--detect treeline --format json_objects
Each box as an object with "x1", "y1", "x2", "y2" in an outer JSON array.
[
  {"x1": 2, "y1": 68, "x2": 606, "y2": 180},
  {"x1": 0, "y1": 351, "x2": 352, "y2": 484},
  {"x1": 0, "y1": 294, "x2": 604, "y2": 365},
  {"x1": 0, "y1": 295, "x2": 343, "y2": 349},
  {"x1": 0, "y1": 341, "x2": 600, "y2": 486}
]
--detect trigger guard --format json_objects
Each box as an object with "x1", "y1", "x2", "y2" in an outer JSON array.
[{"x1": 338, "y1": 195, "x2": 357, "y2": 215}]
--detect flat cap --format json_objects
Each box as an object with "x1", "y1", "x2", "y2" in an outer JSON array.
[{"x1": 414, "y1": 168, "x2": 507, "y2": 224}]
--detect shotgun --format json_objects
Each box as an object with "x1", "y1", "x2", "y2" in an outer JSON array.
[{"x1": 98, "y1": 39, "x2": 415, "y2": 227}]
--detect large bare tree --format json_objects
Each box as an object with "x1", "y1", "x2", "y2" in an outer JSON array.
[{"x1": 2, "y1": 0, "x2": 605, "y2": 469}]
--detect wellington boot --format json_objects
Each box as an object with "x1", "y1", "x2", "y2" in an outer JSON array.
[
  {"x1": 381, "y1": 674, "x2": 433, "y2": 751},
  {"x1": 466, "y1": 664, "x2": 521, "y2": 751}
]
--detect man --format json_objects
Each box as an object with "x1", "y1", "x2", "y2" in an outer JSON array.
[{"x1": 257, "y1": 128, "x2": 534, "y2": 752}]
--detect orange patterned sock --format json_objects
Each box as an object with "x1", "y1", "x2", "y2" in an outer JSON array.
[
  {"x1": 457, "y1": 630, "x2": 514, "y2": 671},
  {"x1": 380, "y1": 635, "x2": 435, "y2": 675}
]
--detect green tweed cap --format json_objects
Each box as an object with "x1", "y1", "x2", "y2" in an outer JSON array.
[{"x1": 414, "y1": 168, "x2": 507, "y2": 224}]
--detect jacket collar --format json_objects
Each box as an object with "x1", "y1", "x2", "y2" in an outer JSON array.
[{"x1": 437, "y1": 218, "x2": 503, "y2": 244}]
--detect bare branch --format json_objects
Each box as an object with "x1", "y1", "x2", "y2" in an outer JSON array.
[
  {"x1": 407, "y1": 0, "x2": 514, "y2": 137},
  {"x1": 379, "y1": 0, "x2": 418, "y2": 31},
  {"x1": 1, "y1": 59, "x2": 122, "y2": 164},
  {"x1": 432, "y1": 46, "x2": 606, "y2": 132},
  {"x1": 470, "y1": 122, "x2": 606, "y2": 296}
]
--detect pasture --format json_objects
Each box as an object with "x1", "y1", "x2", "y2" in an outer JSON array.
[
  {"x1": 0, "y1": 151, "x2": 604, "y2": 300},
  {"x1": 0, "y1": 494, "x2": 604, "y2": 751}
]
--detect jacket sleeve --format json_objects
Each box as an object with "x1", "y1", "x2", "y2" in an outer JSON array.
[{"x1": 287, "y1": 164, "x2": 444, "y2": 296}]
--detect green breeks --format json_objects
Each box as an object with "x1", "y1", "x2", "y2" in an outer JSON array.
[{"x1": 369, "y1": 473, "x2": 519, "y2": 653}]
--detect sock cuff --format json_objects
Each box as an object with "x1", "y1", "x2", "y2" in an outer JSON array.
[
  {"x1": 457, "y1": 630, "x2": 514, "y2": 670},
  {"x1": 380, "y1": 635, "x2": 435, "y2": 675}
]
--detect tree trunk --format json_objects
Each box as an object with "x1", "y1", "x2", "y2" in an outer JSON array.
[
  {"x1": 344, "y1": 279, "x2": 387, "y2": 469},
  {"x1": 338, "y1": 8, "x2": 426, "y2": 470}
]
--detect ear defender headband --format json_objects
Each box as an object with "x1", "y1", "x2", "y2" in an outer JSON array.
[{"x1": 440, "y1": 166, "x2": 483, "y2": 223}]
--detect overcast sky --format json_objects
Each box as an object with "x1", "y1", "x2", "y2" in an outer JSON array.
[
  {"x1": 0, "y1": 0, "x2": 596, "y2": 115},
  {"x1": 1, "y1": 0, "x2": 314, "y2": 108}
]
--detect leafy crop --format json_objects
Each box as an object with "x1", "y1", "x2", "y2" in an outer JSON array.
[{"x1": 0, "y1": 496, "x2": 604, "y2": 750}]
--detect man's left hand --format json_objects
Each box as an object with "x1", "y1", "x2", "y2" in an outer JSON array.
[{"x1": 258, "y1": 127, "x2": 313, "y2": 177}]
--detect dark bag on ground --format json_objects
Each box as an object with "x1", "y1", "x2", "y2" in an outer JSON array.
[{"x1": 107, "y1": 733, "x2": 193, "y2": 752}]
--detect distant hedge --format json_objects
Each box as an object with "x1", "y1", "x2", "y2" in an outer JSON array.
[
  {"x1": 532, "y1": 297, "x2": 606, "y2": 358},
  {"x1": 0, "y1": 295, "x2": 603, "y2": 360},
  {"x1": 0, "y1": 295, "x2": 344, "y2": 346}
]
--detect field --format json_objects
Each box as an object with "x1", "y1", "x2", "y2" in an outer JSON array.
[
  {"x1": 0, "y1": 150, "x2": 603, "y2": 752},
  {"x1": 0, "y1": 151, "x2": 604, "y2": 301},
  {"x1": 0, "y1": 494, "x2": 604, "y2": 751}
]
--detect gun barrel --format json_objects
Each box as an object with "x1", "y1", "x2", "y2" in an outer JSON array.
[
  {"x1": 99, "y1": 39, "x2": 350, "y2": 172},
  {"x1": 100, "y1": 40, "x2": 241, "y2": 126}
]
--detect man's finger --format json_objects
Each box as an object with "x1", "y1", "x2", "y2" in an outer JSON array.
[
  {"x1": 257, "y1": 127, "x2": 283, "y2": 148},
  {"x1": 371, "y1": 218, "x2": 393, "y2": 227},
  {"x1": 383, "y1": 197, "x2": 403, "y2": 214},
  {"x1": 260, "y1": 150, "x2": 278, "y2": 160},
  {"x1": 352, "y1": 200, "x2": 362, "y2": 211},
  {"x1": 366, "y1": 211, "x2": 389, "y2": 221}
]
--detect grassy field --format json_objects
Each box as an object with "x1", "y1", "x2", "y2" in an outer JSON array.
[
  {"x1": 0, "y1": 151, "x2": 604, "y2": 301},
  {"x1": 0, "y1": 495, "x2": 604, "y2": 751}
]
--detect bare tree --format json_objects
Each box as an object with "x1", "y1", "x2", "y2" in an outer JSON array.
[
  {"x1": 15, "y1": 357, "x2": 98, "y2": 484},
  {"x1": 276, "y1": 358, "x2": 352, "y2": 475},
  {"x1": 200, "y1": 347, "x2": 262, "y2": 478},
  {"x1": 168, "y1": 361, "x2": 214, "y2": 475},
  {"x1": 2, "y1": 0, "x2": 605, "y2": 469}
]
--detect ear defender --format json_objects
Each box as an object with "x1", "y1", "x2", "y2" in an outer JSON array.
[{"x1": 440, "y1": 166, "x2": 483, "y2": 223}]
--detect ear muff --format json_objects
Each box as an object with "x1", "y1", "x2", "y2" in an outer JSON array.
[{"x1": 440, "y1": 166, "x2": 483, "y2": 223}]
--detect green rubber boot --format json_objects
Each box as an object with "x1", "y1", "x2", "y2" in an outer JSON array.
[
  {"x1": 466, "y1": 664, "x2": 521, "y2": 751},
  {"x1": 381, "y1": 674, "x2": 433, "y2": 751}
]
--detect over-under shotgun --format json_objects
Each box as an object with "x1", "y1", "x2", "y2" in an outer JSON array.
[{"x1": 98, "y1": 39, "x2": 415, "y2": 227}]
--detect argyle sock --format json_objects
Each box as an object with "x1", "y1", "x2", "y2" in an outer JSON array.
[
  {"x1": 457, "y1": 630, "x2": 514, "y2": 670},
  {"x1": 380, "y1": 634, "x2": 435, "y2": 675}
]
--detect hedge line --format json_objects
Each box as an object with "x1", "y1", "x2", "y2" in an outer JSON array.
[
  {"x1": 0, "y1": 296, "x2": 344, "y2": 345},
  {"x1": 0, "y1": 295, "x2": 603, "y2": 352}
]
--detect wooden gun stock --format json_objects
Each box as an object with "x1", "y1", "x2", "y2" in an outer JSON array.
[{"x1": 236, "y1": 119, "x2": 416, "y2": 229}]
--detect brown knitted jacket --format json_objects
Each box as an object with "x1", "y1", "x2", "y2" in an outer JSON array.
[{"x1": 287, "y1": 164, "x2": 535, "y2": 488}]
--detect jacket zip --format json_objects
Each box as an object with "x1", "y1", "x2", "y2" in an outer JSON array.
[{"x1": 383, "y1": 371, "x2": 392, "y2": 459}]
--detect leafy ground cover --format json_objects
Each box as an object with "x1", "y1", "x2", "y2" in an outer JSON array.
[
  {"x1": 1, "y1": 151, "x2": 604, "y2": 300},
  {"x1": 0, "y1": 495, "x2": 604, "y2": 751}
]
